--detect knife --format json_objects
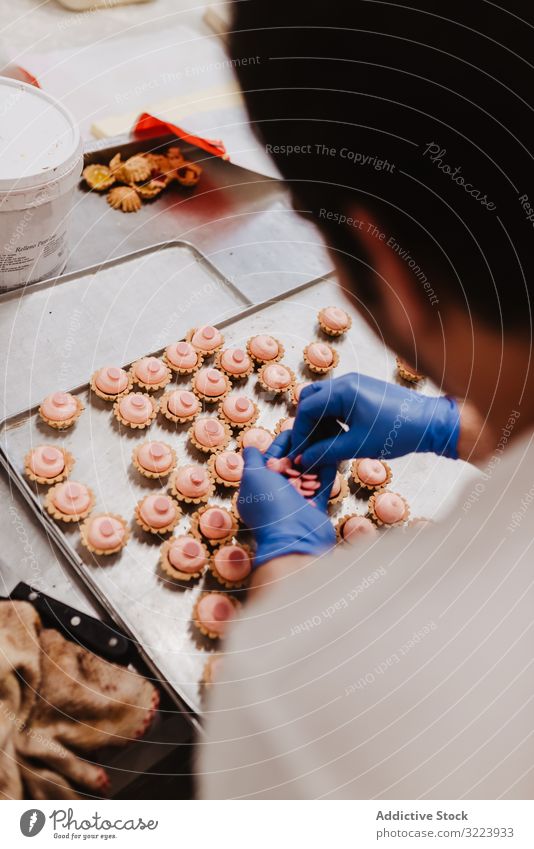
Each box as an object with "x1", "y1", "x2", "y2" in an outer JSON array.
[{"x1": 0, "y1": 559, "x2": 132, "y2": 665}]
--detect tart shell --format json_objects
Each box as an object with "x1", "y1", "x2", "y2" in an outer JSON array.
[
  {"x1": 318, "y1": 309, "x2": 352, "y2": 337},
  {"x1": 80, "y1": 513, "x2": 129, "y2": 555},
  {"x1": 207, "y1": 453, "x2": 244, "y2": 489},
  {"x1": 90, "y1": 370, "x2": 133, "y2": 402},
  {"x1": 130, "y1": 360, "x2": 172, "y2": 392},
  {"x1": 113, "y1": 395, "x2": 158, "y2": 429},
  {"x1": 368, "y1": 491, "x2": 410, "y2": 527},
  {"x1": 257, "y1": 363, "x2": 296, "y2": 396},
  {"x1": 303, "y1": 344, "x2": 340, "y2": 375},
  {"x1": 39, "y1": 396, "x2": 84, "y2": 430},
  {"x1": 188, "y1": 420, "x2": 232, "y2": 454},
  {"x1": 134, "y1": 498, "x2": 181, "y2": 535},
  {"x1": 190, "y1": 504, "x2": 238, "y2": 547},
  {"x1": 132, "y1": 444, "x2": 177, "y2": 480},
  {"x1": 218, "y1": 398, "x2": 259, "y2": 430},
  {"x1": 246, "y1": 336, "x2": 285, "y2": 366},
  {"x1": 193, "y1": 592, "x2": 241, "y2": 639},
  {"x1": 159, "y1": 537, "x2": 209, "y2": 581},
  {"x1": 169, "y1": 469, "x2": 215, "y2": 505},
  {"x1": 45, "y1": 483, "x2": 95, "y2": 523},
  {"x1": 350, "y1": 459, "x2": 392, "y2": 492},
  {"x1": 24, "y1": 447, "x2": 75, "y2": 486},
  {"x1": 209, "y1": 542, "x2": 253, "y2": 588}
]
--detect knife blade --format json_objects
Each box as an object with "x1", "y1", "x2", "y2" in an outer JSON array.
[{"x1": 0, "y1": 558, "x2": 132, "y2": 665}]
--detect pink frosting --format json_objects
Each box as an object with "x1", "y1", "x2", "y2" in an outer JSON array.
[
  {"x1": 138, "y1": 494, "x2": 178, "y2": 529},
  {"x1": 373, "y1": 491, "x2": 407, "y2": 525},
  {"x1": 133, "y1": 357, "x2": 168, "y2": 385},
  {"x1": 219, "y1": 347, "x2": 251, "y2": 375},
  {"x1": 214, "y1": 451, "x2": 244, "y2": 482},
  {"x1": 167, "y1": 390, "x2": 200, "y2": 418},
  {"x1": 118, "y1": 393, "x2": 153, "y2": 424},
  {"x1": 135, "y1": 441, "x2": 174, "y2": 474},
  {"x1": 86, "y1": 515, "x2": 126, "y2": 550},
  {"x1": 261, "y1": 363, "x2": 292, "y2": 389},
  {"x1": 194, "y1": 368, "x2": 228, "y2": 398},
  {"x1": 165, "y1": 341, "x2": 199, "y2": 369},
  {"x1": 306, "y1": 342, "x2": 334, "y2": 368},
  {"x1": 279, "y1": 417, "x2": 295, "y2": 432},
  {"x1": 173, "y1": 464, "x2": 212, "y2": 497},
  {"x1": 320, "y1": 306, "x2": 350, "y2": 331},
  {"x1": 192, "y1": 417, "x2": 227, "y2": 448},
  {"x1": 27, "y1": 446, "x2": 65, "y2": 478},
  {"x1": 356, "y1": 458, "x2": 388, "y2": 486},
  {"x1": 248, "y1": 334, "x2": 280, "y2": 361},
  {"x1": 191, "y1": 325, "x2": 223, "y2": 352},
  {"x1": 41, "y1": 391, "x2": 78, "y2": 422},
  {"x1": 167, "y1": 536, "x2": 206, "y2": 573},
  {"x1": 199, "y1": 507, "x2": 233, "y2": 540},
  {"x1": 196, "y1": 593, "x2": 236, "y2": 637},
  {"x1": 240, "y1": 427, "x2": 273, "y2": 452},
  {"x1": 221, "y1": 394, "x2": 255, "y2": 424},
  {"x1": 94, "y1": 366, "x2": 129, "y2": 395},
  {"x1": 51, "y1": 481, "x2": 91, "y2": 515},
  {"x1": 342, "y1": 515, "x2": 377, "y2": 542},
  {"x1": 213, "y1": 545, "x2": 251, "y2": 582}
]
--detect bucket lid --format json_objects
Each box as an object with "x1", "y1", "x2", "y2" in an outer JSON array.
[{"x1": 0, "y1": 77, "x2": 82, "y2": 193}]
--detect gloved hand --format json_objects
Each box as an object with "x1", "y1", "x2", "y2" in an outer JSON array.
[
  {"x1": 289, "y1": 372, "x2": 460, "y2": 468},
  {"x1": 238, "y1": 432, "x2": 337, "y2": 567}
]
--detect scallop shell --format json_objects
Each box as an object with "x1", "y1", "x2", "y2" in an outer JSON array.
[
  {"x1": 107, "y1": 186, "x2": 142, "y2": 213},
  {"x1": 122, "y1": 154, "x2": 152, "y2": 183}
]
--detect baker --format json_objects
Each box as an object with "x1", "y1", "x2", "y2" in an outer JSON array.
[{"x1": 198, "y1": 1, "x2": 534, "y2": 798}]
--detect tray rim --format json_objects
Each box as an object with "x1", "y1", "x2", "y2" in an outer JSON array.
[{"x1": 0, "y1": 266, "x2": 336, "y2": 722}]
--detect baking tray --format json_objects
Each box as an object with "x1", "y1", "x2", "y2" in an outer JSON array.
[{"x1": 0, "y1": 272, "x2": 475, "y2": 721}]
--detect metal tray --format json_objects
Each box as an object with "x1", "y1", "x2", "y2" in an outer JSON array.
[{"x1": 0, "y1": 270, "x2": 475, "y2": 720}]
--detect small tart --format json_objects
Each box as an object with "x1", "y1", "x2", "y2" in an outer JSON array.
[
  {"x1": 246, "y1": 334, "x2": 284, "y2": 365},
  {"x1": 303, "y1": 341, "x2": 339, "y2": 374},
  {"x1": 160, "y1": 389, "x2": 200, "y2": 424},
  {"x1": 193, "y1": 591, "x2": 240, "y2": 639},
  {"x1": 24, "y1": 446, "x2": 74, "y2": 485},
  {"x1": 135, "y1": 494, "x2": 181, "y2": 535},
  {"x1": 396, "y1": 356, "x2": 425, "y2": 383},
  {"x1": 190, "y1": 505, "x2": 238, "y2": 546},
  {"x1": 208, "y1": 451, "x2": 244, "y2": 488},
  {"x1": 160, "y1": 534, "x2": 208, "y2": 580},
  {"x1": 45, "y1": 481, "x2": 94, "y2": 523},
  {"x1": 318, "y1": 306, "x2": 352, "y2": 336},
  {"x1": 114, "y1": 393, "x2": 158, "y2": 429},
  {"x1": 192, "y1": 368, "x2": 230, "y2": 403},
  {"x1": 328, "y1": 471, "x2": 349, "y2": 506},
  {"x1": 80, "y1": 513, "x2": 129, "y2": 555},
  {"x1": 291, "y1": 381, "x2": 312, "y2": 405},
  {"x1": 130, "y1": 357, "x2": 171, "y2": 391},
  {"x1": 274, "y1": 416, "x2": 295, "y2": 435},
  {"x1": 186, "y1": 325, "x2": 224, "y2": 355},
  {"x1": 202, "y1": 653, "x2": 224, "y2": 686},
  {"x1": 230, "y1": 491, "x2": 245, "y2": 523},
  {"x1": 218, "y1": 394, "x2": 259, "y2": 429},
  {"x1": 189, "y1": 417, "x2": 231, "y2": 454},
  {"x1": 351, "y1": 458, "x2": 392, "y2": 492},
  {"x1": 210, "y1": 543, "x2": 253, "y2": 588},
  {"x1": 236, "y1": 426, "x2": 274, "y2": 453},
  {"x1": 257, "y1": 362, "x2": 295, "y2": 395},
  {"x1": 39, "y1": 392, "x2": 84, "y2": 429},
  {"x1": 215, "y1": 347, "x2": 254, "y2": 379},
  {"x1": 90, "y1": 366, "x2": 132, "y2": 401},
  {"x1": 132, "y1": 441, "x2": 176, "y2": 479},
  {"x1": 336, "y1": 513, "x2": 378, "y2": 543},
  {"x1": 170, "y1": 464, "x2": 215, "y2": 504},
  {"x1": 82, "y1": 163, "x2": 115, "y2": 191},
  {"x1": 123, "y1": 154, "x2": 152, "y2": 183},
  {"x1": 175, "y1": 161, "x2": 202, "y2": 187},
  {"x1": 163, "y1": 341, "x2": 203, "y2": 374},
  {"x1": 368, "y1": 490, "x2": 410, "y2": 527}
]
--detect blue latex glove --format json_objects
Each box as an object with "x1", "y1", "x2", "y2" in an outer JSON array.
[
  {"x1": 289, "y1": 372, "x2": 460, "y2": 468},
  {"x1": 237, "y1": 432, "x2": 337, "y2": 567}
]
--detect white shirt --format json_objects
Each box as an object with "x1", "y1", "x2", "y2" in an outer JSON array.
[{"x1": 198, "y1": 431, "x2": 534, "y2": 799}]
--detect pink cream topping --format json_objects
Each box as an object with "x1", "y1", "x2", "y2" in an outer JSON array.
[
  {"x1": 87, "y1": 515, "x2": 126, "y2": 550},
  {"x1": 167, "y1": 390, "x2": 200, "y2": 418},
  {"x1": 118, "y1": 393, "x2": 153, "y2": 424},
  {"x1": 199, "y1": 507, "x2": 233, "y2": 539},
  {"x1": 196, "y1": 593, "x2": 236, "y2": 637},
  {"x1": 240, "y1": 427, "x2": 273, "y2": 452},
  {"x1": 220, "y1": 347, "x2": 251, "y2": 374},
  {"x1": 306, "y1": 342, "x2": 334, "y2": 368},
  {"x1": 261, "y1": 363, "x2": 292, "y2": 389},
  {"x1": 320, "y1": 306, "x2": 350, "y2": 331},
  {"x1": 222, "y1": 395, "x2": 255, "y2": 423},
  {"x1": 52, "y1": 481, "x2": 91, "y2": 515},
  {"x1": 173, "y1": 464, "x2": 211, "y2": 497},
  {"x1": 248, "y1": 334, "x2": 279, "y2": 360},
  {"x1": 356, "y1": 458, "x2": 388, "y2": 486},
  {"x1": 165, "y1": 341, "x2": 198, "y2": 369},
  {"x1": 191, "y1": 325, "x2": 223, "y2": 351},
  {"x1": 28, "y1": 446, "x2": 65, "y2": 478},
  {"x1": 41, "y1": 391, "x2": 78, "y2": 422},
  {"x1": 95, "y1": 366, "x2": 129, "y2": 395},
  {"x1": 167, "y1": 536, "x2": 206, "y2": 573},
  {"x1": 136, "y1": 441, "x2": 174, "y2": 473},
  {"x1": 214, "y1": 451, "x2": 244, "y2": 482},
  {"x1": 133, "y1": 357, "x2": 168, "y2": 385},
  {"x1": 213, "y1": 545, "x2": 251, "y2": 582},
  {"x1": 373, "y1": 491, "x2": 407, "y2": 525},
  {"x1": 193, "y1": 417, "x2": 226, "y2": 447},
  {"x1": 139, "y1": 494, "x2": 177, "y2": 528},
  {"x1": 194, "y1": 368, "x2": 228, "y2": 397}
]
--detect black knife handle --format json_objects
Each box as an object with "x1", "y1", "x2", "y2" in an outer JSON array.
[{"x1": 9, "y1": 583, "x2": 131, "y2": 664}]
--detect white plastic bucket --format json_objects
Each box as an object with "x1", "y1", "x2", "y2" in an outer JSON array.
[{"x1": 0, "y1": 78, "x2": 83, "y2": 289}]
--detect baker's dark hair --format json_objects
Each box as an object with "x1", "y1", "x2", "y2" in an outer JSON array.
[{"x1": 230, "y1": 0, "x2": 534, "y2": 331}]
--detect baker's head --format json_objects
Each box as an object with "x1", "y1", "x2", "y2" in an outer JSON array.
[{"x1": 231, "y1": 1, "x2": 533, "y2": 401}]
